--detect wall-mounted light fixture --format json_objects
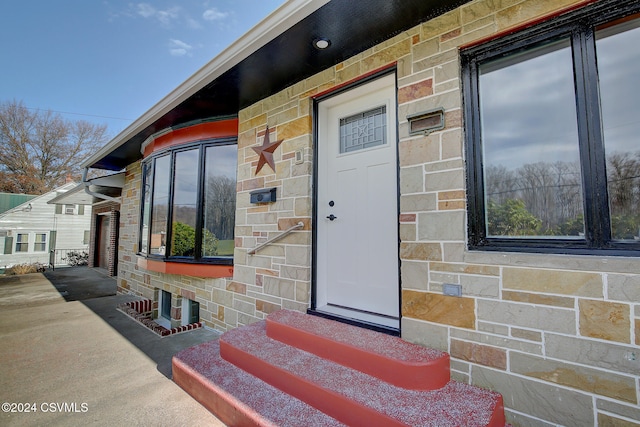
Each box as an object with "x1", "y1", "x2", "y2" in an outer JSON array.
[{"x1": 407, "y1": 108, "x2": 445, "y2": 136}]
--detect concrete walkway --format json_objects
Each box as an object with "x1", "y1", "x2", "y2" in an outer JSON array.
[{"x1": 0, "y1": 268, "x2": 225, "y2": 426}]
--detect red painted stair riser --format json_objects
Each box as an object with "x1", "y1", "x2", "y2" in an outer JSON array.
[
  {"x1": 266, "y1": 319, "x2": 450, "y2": 390},
  {"x1": 219, "y1": 339, "x2": 406, "y2": 427}
]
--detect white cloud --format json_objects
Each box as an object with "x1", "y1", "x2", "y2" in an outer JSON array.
[
  {"x1": 136, "y1": 3, "x2": 156, "y2": 18},
  {"x1": 186, "y1": 17, "x2": 202, "y2": 30},
  {"x1": 135, "y1": 3, "x2": 180, "y2": 27},
  {"x1": 203, "y1": 8, "x2": 228, "y2": 21},
  {"x1": 169, "y1": 39, "x2": 193, "y2": 56}
]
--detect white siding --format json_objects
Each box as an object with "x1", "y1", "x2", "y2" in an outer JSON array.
[{"x1": 0, "y1": 183, "x2": 92, "y2": 269}]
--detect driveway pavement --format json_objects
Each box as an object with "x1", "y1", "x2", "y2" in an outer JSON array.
[{"x1": 0, "y1": 267, "x2": 225, "y2": 426}]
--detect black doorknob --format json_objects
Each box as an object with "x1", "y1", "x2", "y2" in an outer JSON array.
[{"x1": 326, "y1": 214, "x2": 337, "y2": 221}]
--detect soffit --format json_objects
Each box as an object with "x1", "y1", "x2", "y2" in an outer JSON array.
[{"x1": 89, "y1": 0, "x2": 468, "y2": 171}]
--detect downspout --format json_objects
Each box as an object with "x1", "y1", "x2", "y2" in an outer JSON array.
[{"x1": 82, "y1": 168, "x2": 121, "y2": 204}]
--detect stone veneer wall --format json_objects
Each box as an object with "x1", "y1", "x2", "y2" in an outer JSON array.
[
  {"x1": 117, "y1": 161, "x2": 233, "y2": 330},
  {"x1": 112, "y1": 0, "x2": 639, "y2": 425},
  {"x1": 233, "y1": 0, "x2": 640, "y2": 425}
]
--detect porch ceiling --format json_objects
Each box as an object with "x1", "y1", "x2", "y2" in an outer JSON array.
[{"x1": 89, "y1": 0, "x2": 468, "y2": 171}]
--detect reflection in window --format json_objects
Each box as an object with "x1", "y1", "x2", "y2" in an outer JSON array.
[
  {"x1": 139, "y1": 138, "x2": 237, "y2": 263},
  {"x1": 597, "y1": 17, "x2": 640, "y2": 240},
  {"x1": 150, "y1": 155, "x2": 170, "y2": 255},
  {"x1": 462, "y1": 2, "x2": 640, "y2": 254},
  {"x1": 170, "y1": 149, "x2": 199, "y2": 257},
  {"x1": 140, "y1": 163, "x2": 152, "y2": 254},
  {"x1": 479, "y1": 39, "x2": 584, "y2": 238},
  {"x1": 202, "y1": 145, "x2": 237, "y2": 257}
]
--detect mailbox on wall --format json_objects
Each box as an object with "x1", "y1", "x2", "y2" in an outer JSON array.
[
  {"x1": 407, "y1": 108, "x2": 445, "y2": 135},
  {"x1": 250, "y1": 187, "x2": 277, "y2": 204}
]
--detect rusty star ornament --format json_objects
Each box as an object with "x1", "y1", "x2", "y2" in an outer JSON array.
[{"x1": 252, "y1": 126, "x2": 283, "y2": 175}]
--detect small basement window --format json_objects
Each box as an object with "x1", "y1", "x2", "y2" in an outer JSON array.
[
  {"x1": 182, "y1": 298, "x2": 200, "y2": 326},
  {"x1": 161, "y1": 290, "x2": 171, "y2": 320}
]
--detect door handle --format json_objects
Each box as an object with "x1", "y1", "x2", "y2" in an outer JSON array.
[{"x1": 326, "y1": 214, "x2": 338, "y2": 221}]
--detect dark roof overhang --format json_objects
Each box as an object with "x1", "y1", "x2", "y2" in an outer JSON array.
[{"x1": 86, "y1": 0, "x2": 468, "y2": 171}]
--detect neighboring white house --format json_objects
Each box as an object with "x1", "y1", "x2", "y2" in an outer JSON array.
[{"x1": 0, "y1": 182, "x2": 92, "y2": 270}]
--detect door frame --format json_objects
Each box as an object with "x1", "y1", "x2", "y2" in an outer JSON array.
[
  {"x1": 309, "y1": 66, "x2": 402, "y2": 335},
  {"x1": 95, "y1": 213, "x2": 111, "y2": 269}
]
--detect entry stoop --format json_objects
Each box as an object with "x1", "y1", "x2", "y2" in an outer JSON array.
[
  {"x1": 265, "y1": 310, "x2": 450, "y2": 390},
  {"x1": 173, "y1": 309, "x2": 507, "y2": 427}
]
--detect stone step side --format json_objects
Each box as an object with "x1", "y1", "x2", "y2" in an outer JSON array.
[
  {"x1": 266, "y1": 309, "x2": 450, "y2": 390},
  {"x1": 220, "y1": 320, "x2": 506, "y2": 427},
  {"x1": 172, "y1": 340, "x2": 348, "y2": 427}
]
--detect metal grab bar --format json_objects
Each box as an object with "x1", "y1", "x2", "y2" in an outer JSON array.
[{"x1": 248, "y1": 222, "x2": 304, "y2": 255}]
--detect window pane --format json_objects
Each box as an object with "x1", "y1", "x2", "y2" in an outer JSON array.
[
  {"x1": 170, "y1": 149, "x2": 199, "y2": 257},
  {"x1": 140, "y1": 162, "x2": 152, "y2": 254},
  {"x1": 16, "y1": 234, "x2": 28, "y2": 252},
  {"x1": 161, "y1": 290, "x2": 171, "y2": 320},
  {"x1": 202, "y1": 144, "x2": 237, "y2": 257},
  {"x1": 479, "y1": 39, "x2": 585, "y2": 238},
  {"x1": 150, "y1": 155, "x2": 170, "y2": 255},
  {"x1": 339, "y1": 106, "x2": 387, "y2": 153},
  {"x1": 597, "y1": 17, "x2": 640, "y2": 240},
  {"x1": 34, "y1": 233, "x2": 46, "y2": 252}
]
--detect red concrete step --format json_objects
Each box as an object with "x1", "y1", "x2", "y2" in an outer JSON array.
[
  {"x1": 218, "y1": 320, "x2": 506, "y2": 427},
  {"x1": 266, "y1": 309, "x2": 450, "y2": 390},
  {"x1": 173, "y1": 339, "x2": 347, "y2": 427}
]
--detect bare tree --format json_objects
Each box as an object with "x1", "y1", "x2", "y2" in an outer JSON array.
[{"x1": 0, "y1": 100, "x2": 108, "y2": 194}]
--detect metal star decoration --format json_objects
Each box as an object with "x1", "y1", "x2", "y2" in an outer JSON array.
[{"x1": 252, "y1": 126, "x2": 283, "y2": 174}]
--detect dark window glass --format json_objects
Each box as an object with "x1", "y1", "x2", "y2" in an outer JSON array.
[
  {"x1": 188, "y1": 299, "x2": 200, "y2": 324},
  {"x1": 150, "y1": 155, "x2": 170, "y2": 256},
  {"x1": 597, "y1": 17, "x2": 640, "y2": 241},
  {"x1": 202, "y1": 144, "x2": 237, "y2": 257},
  {"x1": 161, "y1": 290, "x2": 171, "y2": 320},
  {"x1": 140, "y1": 163, "x2": 152, "y2": 254},
  {"x1": 139, "y1": 138, "x2": 237, "y2": 263},
  {"x1": 462, "y1": 2, "x2": 640, "y2": 254},
  {"x1": 170, "y1": 149, "x2": 199, "y2": 257},
  {"x1": 479, "y1": 39, "x2": 584, "y2": 238}
]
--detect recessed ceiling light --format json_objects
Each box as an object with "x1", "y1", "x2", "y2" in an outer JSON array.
[{"x1": 314, "y1": 38, "x2": 331, "y2": 49}]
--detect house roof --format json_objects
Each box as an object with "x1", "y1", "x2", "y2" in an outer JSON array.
[
  {"x1": 0, "y1": 193, "x2": 37, "y2": 215},
  {"x1": 85, "y1": 0, "x2": 468, "y2": 172},
  {"x1": 0, "y1": 182, "x2": 77, "y2": 220}
]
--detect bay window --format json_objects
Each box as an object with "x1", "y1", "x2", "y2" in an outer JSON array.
[
  {"x1": 139, "y1": 138, "x2": 237, "y2": 263},
  {"x1": 462, "y1": 0, "x2": 640, "y2": 255}
]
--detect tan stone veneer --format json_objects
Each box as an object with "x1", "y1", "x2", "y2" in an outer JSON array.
[{"x1": 114, "y1": 0, "x2": 640, "y2": 425}]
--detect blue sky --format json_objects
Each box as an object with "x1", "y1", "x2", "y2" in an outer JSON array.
[{"x1": 0, "y1": 1, "x2": 284, "y2": 138}]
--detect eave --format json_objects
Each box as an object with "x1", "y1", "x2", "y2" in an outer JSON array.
[{"x1": 85, "y1": 0, "x2": 469, "y2": 171}]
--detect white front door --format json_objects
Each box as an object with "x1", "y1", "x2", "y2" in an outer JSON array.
[{"x1": 316, "y1": 73, "x2": 399, "y2": 329}]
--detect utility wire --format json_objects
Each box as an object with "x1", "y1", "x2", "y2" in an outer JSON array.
[{"x1": 24, "y1": 106, "x2": 132, "y2": 122}]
